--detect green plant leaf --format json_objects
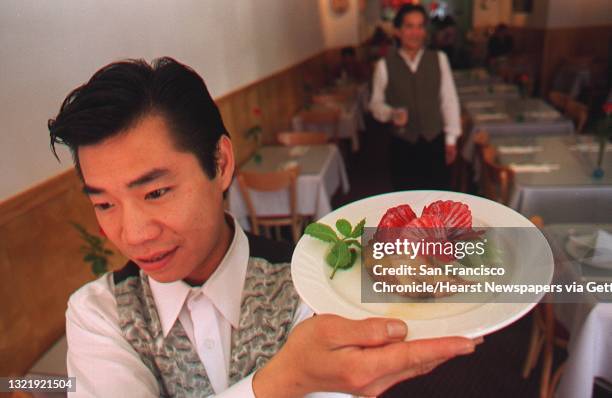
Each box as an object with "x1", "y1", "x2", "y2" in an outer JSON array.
[
  {"x1": 350, "y1": 218, "x2": 366, "y2": 238},
  {"x1": 83, "y1": 253, "x2": 97, "y2": 262},
  {"x1": 92, "y1": 260, "x2": 107, "y2": 276},
  {"x1": 344, "y1": 239, "x2": 362, "y2": 249},
  {"x1": 305, "y1": 223, "x2": 339, "y2": 243},
  {"x1": 327, "y1": 241, "x2": 351, "y2": 279},
  {"x1": 336, "y1": 219, "x2": 352, "y2": 237}
]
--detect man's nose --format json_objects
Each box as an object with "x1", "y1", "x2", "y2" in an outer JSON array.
[{"x1": 120, "y1": 203, "x2": 162, "y2": 246}]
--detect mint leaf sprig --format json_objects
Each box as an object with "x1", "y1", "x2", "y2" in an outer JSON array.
[{"x1": 304, "y1": 218, "x2": 366, "y2": 279}]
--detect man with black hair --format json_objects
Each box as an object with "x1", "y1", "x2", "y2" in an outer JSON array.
[
  {"x1": 369, "y1": 4, "x2": 461, "y2": 191},
  {"x1": 50, "y1": 57, "x2": 478, "y2": 397}
]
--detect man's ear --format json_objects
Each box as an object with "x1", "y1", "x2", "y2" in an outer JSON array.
[{"x1": 216, "y1": 135, "x2": 235, "y2": 191}]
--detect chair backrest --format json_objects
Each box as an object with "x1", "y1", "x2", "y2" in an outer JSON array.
[
  {"x1": 548, "y1": 91, "x2": 569, "y2": 112},
  {"x1": 277, "y1": 131, "x2": 329, "y2": 146},
  {"x1": 473, "y1": 130, "x2": 490, "y2": 148},
  {"x1": 298, "y1": 107, "x2": 341, "y2": 141},
  {"x1": 236, "y1": 166, "x2": 299, "y2": 234},
  {"x1": 312, "y1": 93, "x2": 347, "y2": 107},
  {"x1": 480, "y1": 145, "x2": 514, "y2": 205},
  {"x1": 565, "y1": 99, "x2": 588, "y2": 133}
]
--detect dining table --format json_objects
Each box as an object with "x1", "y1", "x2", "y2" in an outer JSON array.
[
  {"x1": 542, "y1": 223, "x2": 612, "y2": 398},
  {"x1": 492, "y1": 135, "x2": 612, "y2": 223},
  {"x1": 228, "y1": 144, "x2": 350, "y2": 231},
  {"x1": 457, "y1": 83, "x2": 520, "y2": 102},
  {"x1": 453, "y1": 68, "x2": 502, "y2": 87},
  {"x1": 461, "y1": 98, "x2": 575, "y2": 162}
]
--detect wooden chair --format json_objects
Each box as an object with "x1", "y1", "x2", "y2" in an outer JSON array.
[
  {"x1": 522, "y1": 216, "x2": 568, "y2": 398},
  {"x1": 277, "y1": 131, "x2": 328, "y2": 146},
  {"x1": 478, "y1": 144, "x2": 515, "y2": 205},
  {"x1": 312, "y1": 93, "x2": 347, "y2": 107},
  {"x1": 297, "y1": 107, "x2": 341, "y2": 143},
  {"x1": 548, "y1": 91, "x2": 569, "y2": 112},
  {"x1": 236, "y1": 165, "x2": 304, "y2": 243},
  {"x1": 565, "y1": 99, "x2": 588, "y2": 133}
]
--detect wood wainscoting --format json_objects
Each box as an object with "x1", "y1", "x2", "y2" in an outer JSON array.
[
  {"x1": 0, "y1": 47, "x2": 341, "y2": 377},
  {"x1": 0, "y1": 169, "x2": 126, "y2": 377},
  {"x1": 508, "y1": 24, "x2": 611, "y2": 96}
]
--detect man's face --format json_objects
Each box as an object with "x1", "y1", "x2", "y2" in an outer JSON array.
[
  {"x1": 397, "y1": 11, "x2": 426, "y2": 52},
  {"x1": 78, "y1": 114, "x2": 235, "y2": 283}
]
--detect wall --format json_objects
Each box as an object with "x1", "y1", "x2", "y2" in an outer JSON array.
[
  {"x1": 0, "y1": 0, "x2": 326, "y2": 202},
  {"x1": 546, "y1": 0, "x2": 612, "y2": 28},
  {"x1": 318, "y1": 0, "x2": 361, "y2": 48}
]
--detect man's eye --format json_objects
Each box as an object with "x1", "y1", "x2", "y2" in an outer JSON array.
[
  {"x1": 94, "y1": 202, "x2": 113, "y2": 211},
  {"x1": 145, "y1": 187, "x2": 171, "y2": 200}
]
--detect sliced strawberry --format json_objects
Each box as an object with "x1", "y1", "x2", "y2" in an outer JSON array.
[
  {"x1": 422, "y1": 200, "x2": 472, "y2": 229},
  {"x1": 404, "y1": 214, "x2": 447, "y2": 241},
  {"x1": 377, "y1": 204, "x2": 417, "y2": 229}
]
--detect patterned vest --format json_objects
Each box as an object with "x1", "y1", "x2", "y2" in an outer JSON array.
[
  {"x1": 112, "y1": 234, "x2": 299, "y2": 397},
  {"x1": 384, "y1": 49, "x2": 443, "y2": 143}
]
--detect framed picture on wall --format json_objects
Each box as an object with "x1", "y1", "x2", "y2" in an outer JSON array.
[{"x1": 512, "y1": 0, "x2": 533, "y2": 13}]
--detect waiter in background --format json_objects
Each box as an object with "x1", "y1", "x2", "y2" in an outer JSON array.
[{"x1": 369, "y1": 4, "x2": 461, "y2": 191}]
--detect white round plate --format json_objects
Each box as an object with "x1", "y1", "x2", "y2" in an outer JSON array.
[{"x1": 291, "y1": 191, "x2": 554, "y2": 340}]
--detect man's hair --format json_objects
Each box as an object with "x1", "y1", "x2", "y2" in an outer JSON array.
[
  {"x1": 393, "y1": 4, "x2": 429, "y2": 28},
  {"x1": 48, "y1": 57, "x2": 229, "y2": 179}
]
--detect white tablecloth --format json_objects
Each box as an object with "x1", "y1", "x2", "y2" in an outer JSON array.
[
  {"x1": 494, "y1": 136, "x2": 612, "y2": 224},
  {"x1": 543, "y1": 224, "x2": 612, "y2": 398},
  {"x1": 228, "y1": 144, "x2": 350, "y2": 230},
  {"x1": 556, "y1": 304, "x2": 612, "y2": 398}
]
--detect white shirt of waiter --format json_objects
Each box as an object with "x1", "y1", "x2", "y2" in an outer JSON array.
[
  {"x1": 66, "y1": 218, "x2": 347, "y2": 397},
  {"x1": 369, "y1": 48, "x2": 461, "y2": 146}
]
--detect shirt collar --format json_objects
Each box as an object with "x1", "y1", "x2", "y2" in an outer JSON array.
[
  {"x1": 148, "y1": 215, "x2": 250, "y2": 337},
  {"x1": 398, "y1": 48, "x2": 425, "y2": 68}
]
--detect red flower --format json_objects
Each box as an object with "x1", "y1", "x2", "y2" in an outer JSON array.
[
  {"x1": 603, "y1": 102, "x2": 612, "y2": 115},
  {"x1": 430, "y1": 2, "x2": 439, "y2": 11},
  {"x1": 519, "y1": 74, "x2": 529, "y2": 83},
  {"x1": 252, "y1": 107, "x2": 262, "y2": 117}
]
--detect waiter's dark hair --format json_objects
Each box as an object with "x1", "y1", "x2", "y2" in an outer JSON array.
[
  {"x1": 393, "y1": 4, "x2": 429, "y2": 28},
  {"x1": 48, "y1": 57, "x2": 229, "y2": 179}
]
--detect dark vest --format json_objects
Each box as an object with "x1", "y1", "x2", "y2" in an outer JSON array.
[
  {"x1": 111, "y1": 234, "x2": 299, "y2": 397},
  {"x1": 385, "y1": 49, "x2": 443, "y2": 143}
]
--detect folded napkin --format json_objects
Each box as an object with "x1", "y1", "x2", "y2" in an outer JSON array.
[
  {"x1": 475, "y1": 113, "x2": 508, "y2": 122},
  {"x1": 458, "y1": 86, "x2": 483, "y2": 94},
  {"x1": 523, "y1": 110, "x2": 560, "y2": 120},
  {"x1": 497, "y1": 145, "x2": 543, "y2": 155},
  {"x1": 465, "y1": 100, "x2": 496, "y2": 109},
  {"x1": 508, "y1": 163, "x2": 561, "y2": 173},
  {"x1": 278, "y1": 160, "x2": 299, "y2": 171},
  {"x1": 569, "y1": 143, "x2": 612, "y2": 153},
  {"x1": 492, "y1": 84, "x2": 516, "y2": 93},
  {"x1": 288, "y1": 145, "x2": 310, "y2": 157}
]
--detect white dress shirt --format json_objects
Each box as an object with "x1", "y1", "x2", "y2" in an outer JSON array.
[
  {"x1": 66, "y1": 217, "x2": 347, "y2": 397},
  {"x1": 369, "y1": 48, "x2": 461, "y2": 146}
]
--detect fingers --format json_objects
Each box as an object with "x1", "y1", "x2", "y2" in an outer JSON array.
[
  {"x1": 315, "y1": 315, "x2": 408, "y2": 348},
  {"x1": 360, "y1": 336, "x2": 477, "y2": 376}
]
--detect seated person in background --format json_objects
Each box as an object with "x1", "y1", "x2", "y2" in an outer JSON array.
[
  {"x1": 49, "y1": 57, "x2": 479, "y2": 397},
  {"x1": 330, "y1": 46, "x2": 368, "y2": 84},
  {"x1": 431, "y1": 16, "x2": 458, "y2": 67},
  {"x1": 487, "y1": 23, "x2": 514, "y2": 63},
  {"x1": 367, "y1": 26, "x2": 393, "y2": 60}
]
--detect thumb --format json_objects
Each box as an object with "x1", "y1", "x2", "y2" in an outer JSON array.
[{"x1": 318, "y1": 315, "x2": 408, "y2": 348}]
